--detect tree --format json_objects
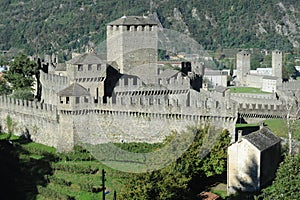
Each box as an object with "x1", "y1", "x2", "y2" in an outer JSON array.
[
  {"x1": 119, "y1": 127, "x2": 231, "y2": 199},
  {"x1": 280, "y1": 90, "x2": 300, "y2": 156},
  {"x1": 0, "y1": 77, "x2": 12, "y2": 95},
  {"x1": 3, "y1": 54, "x2": 39, "y2": 99},
  {"x1": 260, "y1": 153, "x2": 300, "y2": 199}
]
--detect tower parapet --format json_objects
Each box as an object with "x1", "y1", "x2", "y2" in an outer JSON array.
[{"x1": 107, "y1": 16, "x2": 158, "y2": 84}]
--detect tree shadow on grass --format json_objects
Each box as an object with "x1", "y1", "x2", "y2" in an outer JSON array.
[{"x1": 0, "y1": 135, "x2": 57, "y2": 199}]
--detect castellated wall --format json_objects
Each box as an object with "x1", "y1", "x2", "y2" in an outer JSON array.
[
  {"x1": 0, "y1": 89, "x2": 237, "y2": 152},
  {"x1": 237, "y1": 102, "x2": 286, "y2": 120},
  {"x1": 280, "y1": 80, "x2": 300, "y2": 91},
  {"x1": 0, "y1": 96, "x2": 59, "y2": 148},
  {"x1": 40, "y1": 71, "x2": 69, "y2": 105},
  {"x1": 231, "y1": 93, "x2": 279, "y2": 104},
  {"x1": 72, "y1": 97, "x2": 237, "y2": 146}
]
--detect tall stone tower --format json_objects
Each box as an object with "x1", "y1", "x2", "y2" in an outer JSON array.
[
  {"x1": 236, "y1": 50, "x2": 250, "y2": 86},
  {"x1": 272, "y1": 50, "x2": 282, "y2": 79},
  {"x1": 107, "y1": 16, "x2": 158, "y2": 84}
]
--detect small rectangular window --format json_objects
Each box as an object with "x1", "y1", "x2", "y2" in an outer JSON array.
[
  {"x1": 75, "y1": 97, "x2": 80, "y2": 104},
  {"x1": 66, "y1": 97, "x2": 70, "y2": 104},
  {"x1": 97, "y1": 64, "x2": 101, "y2": 70},
  {"x1": 88, "y1": 64, "x2": 92, "y2": 71},
  {"x1": 78, "y1": 65, "x2": 83, "y2": 71}
]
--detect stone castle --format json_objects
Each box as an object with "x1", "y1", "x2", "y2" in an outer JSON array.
[{"x1": 0, "y1": 16, "x2": 296, "y2": 152}]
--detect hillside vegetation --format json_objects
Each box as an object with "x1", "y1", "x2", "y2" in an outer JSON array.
[{"x1": 0, "y1": 0, "x2": 299, "y2": 58}]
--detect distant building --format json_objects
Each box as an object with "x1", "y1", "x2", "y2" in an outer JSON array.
[
  {"x1": 227, "y1": 126, "x2": 281, "y2": 194},
  {"x1": 204, "y1": 68, "x2": 228, "y2": 88},
  {"x1": 235, "y1": 50, "x2": 283, "y2": 92}
]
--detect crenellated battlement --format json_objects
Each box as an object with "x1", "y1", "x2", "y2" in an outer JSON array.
[
  {"x1": 0, "y1": 96, "x2": 57, "y2": 119},
  {"x1": 40, "y1": 71, "x2": 69, "y2": 86},
  {"x1": 280, "y1": 80, "x2": 300, "y2": 91},
  {"x1": 237, "y1": 102, "x2": 286, "y2": 118}
]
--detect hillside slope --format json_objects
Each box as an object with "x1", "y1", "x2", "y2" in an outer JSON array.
[{"x1": 0, "y1": 0, "x2": 299, "y2": 57}]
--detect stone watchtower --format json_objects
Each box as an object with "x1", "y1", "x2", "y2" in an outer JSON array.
[
  {"x1": 272, "y1": 50, "x2": 282, "y2": 80},
  {"x1": 107, "y1": 16, "x2": 158, "y2": 84},
  {"x1": 56, "y1": 83, "x2": 91, "y2": 152},
  {"x1": 236, "y1": 50, "x2": 250, "y2": 86}
]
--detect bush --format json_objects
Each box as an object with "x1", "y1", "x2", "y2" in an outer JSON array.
[
  {"x1": 38, "y1": 186, "x2": 75, "y2": 200},
  {"x1": 52, "y1": 163, "x2": 98, "y2": 174},
  {"x1": 78, "y1": 181, "x2": 102, "y2": 193},
  {"x1": 58, "y1": 145, "x2": 95, "y2": 161},
  {"x1": 45, "y1": 175, "x2": 72, "y2": 186}
]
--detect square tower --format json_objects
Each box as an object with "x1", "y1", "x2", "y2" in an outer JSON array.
[
  {"x1": 236, "y1": 50, "x2": 251, "y2": 86},
  {"x1": 272, "y1": 50, "x2": 282, "y2": 79},
  {"x1": 107, "y1": 16, "x2": 158, "y2": 84}
]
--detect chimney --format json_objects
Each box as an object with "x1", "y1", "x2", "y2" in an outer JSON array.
[
  {"x1": 237, "y1": 130, "x2": 243, "y2": 142},
  {"x1": 259, "y1": 122, "x2": 264, "y2": 130}
]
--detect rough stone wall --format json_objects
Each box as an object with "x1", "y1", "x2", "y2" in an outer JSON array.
[
  {"x1": 280, "y1": 80, "x2": 300, "y2": 91},
  {"x1": 236, "y1": 52, "x2": 251, "y2": 86},
  {"x1": 245, "y1": 75, "x2": 263, "y2": 88},
  {"x1": 231, "y1": 93, "x2": 279, "y2": 104},
  {"x1": 40, "y1": 71, "x2": 69, "y2": 105},
  {"x1": 107, "y1": 25, "x2": 158, "y2": 84},
  {"x1": 0, "y1": 96, "x2": 59, "y2": 148},
  {"x1": 237, "y1": 102, "x2": 286, "y2": 121},
  {"x1": 272, "y1": 50, "x2": 282, "y2": 79},
  {"x1": 72, "y1": 104, "x2": 237, "y2": 146}
]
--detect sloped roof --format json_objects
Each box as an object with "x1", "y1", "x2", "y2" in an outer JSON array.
[
  {"x1": 57, "y1": 83, "x2": 90, "y2": 97},
  {"x1": 66, "y1": 53, "x2": 104, "y2": 65},
  {"x1": 237, "y1": 50, "x2": 250, "y2": 55},
  {"x1": 158, "y1": 69, "x2": 180, "y2": 79},
  {"x1": 108, "y1": 16, "x2": 157, "y2": 26},
  {"x1": 215, "y1": 85, "x2": 228, "y2": 93},
  {"x1": 244, "y1": 127, "x2": 281, "y2": 151},
  {"x1": 55, "y1": 63, "x2": 66, "y2": 71},
  {"x1": 263, "y1": 75, "x2": 278, "y2": 80}
]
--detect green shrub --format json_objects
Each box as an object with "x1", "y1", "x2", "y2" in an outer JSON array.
[
  {"x1": 38, "y1": 186, "x2": 75, "y2": 200},
  {"x1": 45, "y1": 175, "x2": 72, "y2": 186},
  {"x1": 78, "y1": 181, "x2": 102, "y2": 193},
  {"x1": 52, "y1": 163, "x2": 98, "y2": 174}
]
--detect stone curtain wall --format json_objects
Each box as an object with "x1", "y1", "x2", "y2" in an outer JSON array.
[
  {"x1": 280, "y1": 80, "x2": 300, "y2": 91},
  {"x1": 0, "y1": 96, "x2": 59, "y2": 148},
  {"x1": 0, "y1": 88, "x2": 237, "y2": 152},
  {"x1": 231, "y1": 93, "x2": 279, "y2": 104},
  {"x1": 40, "y1": 71, "x2": 69, "y2": 105},
  {"x1": 238, "y1": 102, "x2": 286, "y2": 119},
  {"x1": 70, "y1": 106, "x2": 237, "y2": 146}
]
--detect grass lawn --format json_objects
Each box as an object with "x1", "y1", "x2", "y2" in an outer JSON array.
[
  {"x1": 235, "y1": 123, "x2": 259, "y2": 128},
  {"x1": 264, "y1": 119, "x2": 300, "y2": 139},
  {"x1": 230, "y1": 87, "x2": 270, "y2": 94}
]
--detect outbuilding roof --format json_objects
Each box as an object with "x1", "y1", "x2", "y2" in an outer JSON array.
[
  {"x1": 263, "y1": 75, "x2": 279, "y2": 80},
  {"x1": 243, "y1": 127, "x2": 280, "y2": 151},
  {"x1": 108, "y1": 16, "x2": 157, "y2": 26},
  {"x1": 66, "y1": 53, "x2": 104, "y2": 65},
  {"x1": 58, "y1": 83, "x2": 90, "y2": 97}
]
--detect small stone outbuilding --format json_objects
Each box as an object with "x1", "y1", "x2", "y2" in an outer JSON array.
[{"x1": 227, "y1": 126, "x2": 281, "y2": 194}]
